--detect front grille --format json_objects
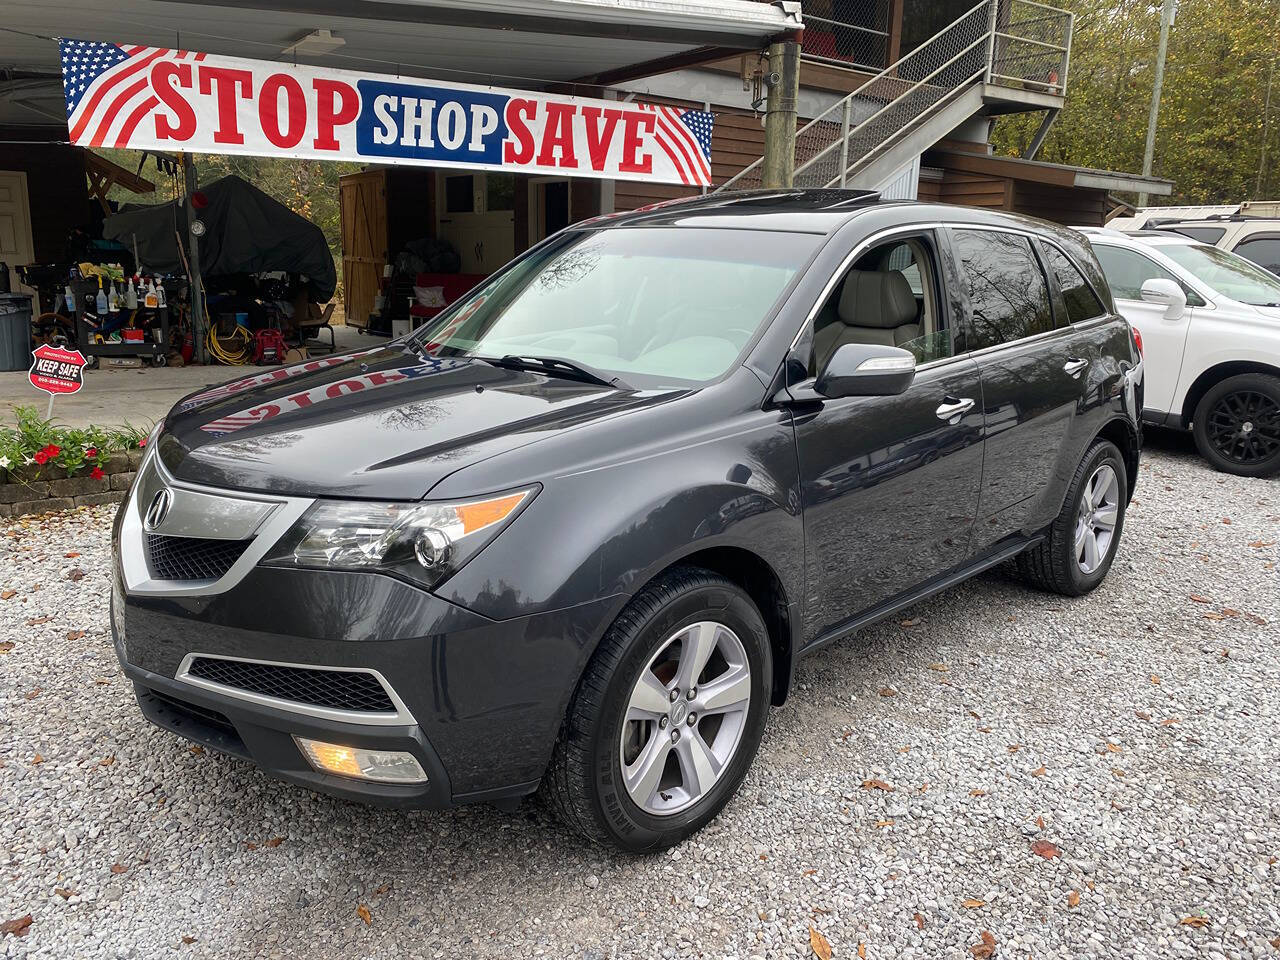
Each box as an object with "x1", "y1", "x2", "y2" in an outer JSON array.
[
  {"x1": 149, "y1": 688, "x2": 238, "y2": 734},
  {"x1": 185, "y1": 657, "x2": 396, "y2": 714},
  {"x1": 146, "y1": 534, "x2": 251, "y2": 581}
]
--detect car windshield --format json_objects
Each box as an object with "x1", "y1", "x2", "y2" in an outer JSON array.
[
  {"x1": 1158, "y1": 243, "x2": 1280, "y2": 306},
  {"x1": 407, "y1": 226, "x2": 821, "y2": 387}
]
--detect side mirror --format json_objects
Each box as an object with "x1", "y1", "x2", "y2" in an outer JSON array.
[
  {"x1": 815, "y1": 343, "x2": 916, "y2": 399},
  {"x1": 1140, "y1": 277, "x2": 1187, "y2": 320}
]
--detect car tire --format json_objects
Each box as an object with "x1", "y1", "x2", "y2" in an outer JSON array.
[
  {"x1": 542, "y1": 565, "x2": 772, "y2": 852},
  {"x1": 1014, "y1": 438, "x2": 1128, "y2": 597},
  {"x1": 1191, "y1": 373, "x2": 1280, "y2": 477}
]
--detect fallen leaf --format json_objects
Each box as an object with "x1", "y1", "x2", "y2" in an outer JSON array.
[
  {"x1": 1105, "y1": 743, "x2": 1123, "y2": 753},
  {"x1": 1007, "y1": 744, "x2": 1022, "y2": 754},
  {"x1": 31, "y1": 753, "x2": 44, "y2": 765},
  {"x1": 54, "y1": 888, "x2": 75, "y2": 899},
  {"x1": 861, "y1": 779, "x2": 894, "y2": 792},
  {"x1": 181, "y1": 936, "x2": 196, "y2": 944},
  {"x1": 1221, "y1": 608, "x2": 1240, "y2": 617},
  {"x1": 99, "y1": 755, "x2": 115, "y2": 766},
  {"x1": 0, "y1": 641, "x2": 13, "y2": 654},
  {"x1": 879, "y1": 687, "x2": 896, "y2": 697},
  {"x1": 969, "y1": 930, "x2": 997, "y2": 959},
  {"x1": 265, "y1": 837, "x2": 284, "y2": 848},
  {"x1": 1135, "y1": 711, "x2": 1151, "y2": 720},
  {"x1": 25, "y1": 616, "x2": 51, "y2": 625},
  {"x1": 1031, "y1": 765, "x2": 1047, "y2": 777},
  {"x1": 188, "y1": 745, "x2": 204, "y2": 755},
  {"x1": 858, "y1": 944, "x2": 867, "y2": 960},
  {"x1": 357, "y1": 904, "x2": 372, "y2": 926},
  {"x1": 969, "y1": 789, "x2": 987, "y2": 797},
  {"x1": 1189, "y1": 594, "x2": 1210, "y2": 604},
  {"x1": 811, "y1": 907, "x2": 830, "y2": 915},
  {"x1": 24, "y1": 688, "x2": 40, "y2": 700},
  {"x1": 64, "y1": 552, "x2": 80, "y2": 558},
  {"x1": 809, "y1": 926, "x2": 832, "y2": 960},
  {"x1": 1068, "y1": 890, "x2": 1080, "y2": 908},
  {"x1": 1160, "y1": 717, "x2": 1179, "y2": 726},
  {"x1": 803, "y1": 869, "x2": 818, "y2": 876},
  {"x1": 1149, "y1": 675, "x2": 1161, "y2": 685},
  {"x1": 1035, "y1": 816, "x2": 1045, "y2": 829},
  {"x1": 1203, "y1": 611, "x2": 1226, "y2": 621},
  {"x1": 0, "y1": 590, "x2": 15, "y2": 600},
  {"x1": 373, "y1": 882, "x2": 391, "y2": 895},
  {"x1": 962, "y1": 898, "x2": 986, "y2": 908},
  {"x1": 66, "y1": 568, "x2": 85, "y2": 581},
  {"x1": 874, "y1": 819, "x2": 894, "y2": 828},
  {"x1": 1179, "y1": 916, "x2": 1209, "y2": 928},
  {"x1": 0, "y1": 914, "x2": 33, "y2": 937},
  {"x1": 1031, "y1": 839, "x2": 1061, "y2": 859},
  {"x1": 110, "y1": 863, "x2": 127, "y2": 874},
  {"x1": 1112, "y1": 767, "x2": 1126, "y2": 778},
  {"x1": 927, "y1": 663, "x2": 948, "y2": 672},
  {"x1": 977, "y1": 725, "x2": 992, "y2": 733},
  {"x1": 1248, "y1": 540, "x2": 1274, "y2": 549},
  {"x1": 66, "y1": 630, "x2": 85, "y2": 641},
  {"x1": 898, "y1": 745, "x2": 911, "y2": 753},
  {"x1": 913, "y1": 912, "x2": 925, "y2": 929},
  {"x1": 900, "y1": 617, "x2": 921, "y2": 627}
]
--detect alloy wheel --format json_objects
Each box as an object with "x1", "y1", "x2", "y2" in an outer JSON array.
[
  {"x1": 1074, "y1": 464, "x2": 1120, "y2": 575},
  {"x1": 619, "y1": 621, "x2": 752, "y2": 816},
  {"x1": 1205, "y1": 390, "x2": 1280, "y2": 465}
]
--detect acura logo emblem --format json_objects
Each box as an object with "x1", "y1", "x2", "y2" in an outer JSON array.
[{"x1": 144, "y1": 488, "x2": 173, "y2": 531}]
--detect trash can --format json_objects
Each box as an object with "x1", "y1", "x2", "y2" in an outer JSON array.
[{"x1": 0, "y1": 293, "x2": 34, "y2": 372}]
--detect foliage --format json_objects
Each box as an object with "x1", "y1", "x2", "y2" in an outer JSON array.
[
  {"x1": 0, "y1": 407, "x2": 149, "y2": 480},
  {"x1": 991, "y1": 0, "x2": 1280, "y2": 204}
]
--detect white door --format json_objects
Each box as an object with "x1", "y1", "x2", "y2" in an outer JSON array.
[
  {"x1": 436, "y1": 171, "x2": 515, "y2": 274},
  {"x1": 1092, "y1": 243, "x2": 1197, "y2": 415},
  {"x1": 0, "y1": 170, "x2": 36, "y2": 306}
]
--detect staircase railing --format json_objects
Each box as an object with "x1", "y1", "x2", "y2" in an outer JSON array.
[{"x1": 720, "y1": 0, "x2": 1072, "y2": 192}]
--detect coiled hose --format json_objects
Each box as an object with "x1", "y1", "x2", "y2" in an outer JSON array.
[{"x1": 206, "y1": 324, "x2": 254, "y2": 365}]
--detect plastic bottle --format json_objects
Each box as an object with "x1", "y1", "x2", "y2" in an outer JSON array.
[
  {"x1": 125, "y1": 277, "x2": 138, "y2": 310},
  {"x1": 144, "y1": 278, "x2": 158, "y2": 309},
  {"x1": 108, "y1": 280, "x2": 120, "y2": 312},
  {"x1": 95, "y1": 277, "x2": 108, "y2": 314},
  {"x1": 63, "y1": 283, "x2": 75, "y2": 314},
  {"x1": 155, "y1": 279, "x2": 167, "y2": 309}
]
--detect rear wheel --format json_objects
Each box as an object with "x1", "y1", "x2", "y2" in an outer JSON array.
[
  {"x1": 542, "y1": 566, "x2": 771, "y2": 852},
  {"x1": 1014, "y1": 438, "x2": 1128, "y2": 596},
  {"x1": 1192, "y1": 373, "x2": 1280, "y2": 477}
]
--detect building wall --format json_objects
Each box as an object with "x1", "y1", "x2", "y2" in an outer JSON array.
[{"x1": 0, "y1": 128, "x2": 90, "y2": 263}]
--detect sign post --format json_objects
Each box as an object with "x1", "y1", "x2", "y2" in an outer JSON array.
[{"x1": 28, "y1": 344, "x2": 88, "y2": 418}]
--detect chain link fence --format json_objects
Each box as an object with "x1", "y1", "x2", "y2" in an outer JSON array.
[{"x1": 799, "y1": 0, "x2": 893, "y2": 72}]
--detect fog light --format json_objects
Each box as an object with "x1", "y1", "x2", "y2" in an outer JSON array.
[{"x1": 294, "y1": 737, "x2": 428, "y2": 784}]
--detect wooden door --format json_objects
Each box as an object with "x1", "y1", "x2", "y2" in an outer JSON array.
[
  {"x1": 0, "y1": 171, "x2": 36, "y2": 308},
  {"x1": 340, "y1": 171, "x2": 387, "y2": 329}
]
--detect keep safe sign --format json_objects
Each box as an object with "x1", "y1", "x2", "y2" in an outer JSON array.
[
  {"x1": 57, "y1": 38, "x2": 715, "y2": 186},
  {"x1": 29, "y1": 344, "x2": 87, "y2": 396}
]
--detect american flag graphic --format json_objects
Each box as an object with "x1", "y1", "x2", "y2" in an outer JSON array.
[
  {"x1": 58, "y1": 38, "x2": 205, "y2": 149},
  {"x1": 637, "y1": 104, "x2": 715, "y2": 187}
]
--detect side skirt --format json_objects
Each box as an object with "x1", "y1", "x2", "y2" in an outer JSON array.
[{"x1": 798, "y1": 536, "x2": 1045, "y2": 659}]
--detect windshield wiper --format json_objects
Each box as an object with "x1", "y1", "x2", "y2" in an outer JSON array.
[{"x1": 480, "y1": 355, "x2": 633, "y2": 390}]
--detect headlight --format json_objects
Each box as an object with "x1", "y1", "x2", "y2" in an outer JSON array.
[{"x1": 263, "y1": 487, "x2": 536, "y2": 588}]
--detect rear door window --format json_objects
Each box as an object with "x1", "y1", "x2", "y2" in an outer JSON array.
[
  {"x1": 1233, "y1": 235, "x2": 1280, "y2": 276},
  {"x1": 1041, "y1": 243, "x2": 1106, "y2": 324},
  {"x1": 950, "y1": 229, "x2": 1054, "y2": 351},
  {"x1": 1171, "y1": 226, "x2": 1227, "y2": 243}
]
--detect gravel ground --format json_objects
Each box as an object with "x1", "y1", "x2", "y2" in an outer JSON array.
[{"x1": 2, "y1": 431, "x2": 1278, "y2": 960}]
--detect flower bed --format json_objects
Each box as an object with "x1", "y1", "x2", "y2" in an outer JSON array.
[{"x1": 1, "y1": 407, "x2": 149, "y2": 518}]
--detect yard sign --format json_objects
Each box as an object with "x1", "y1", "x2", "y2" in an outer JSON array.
[{"x1": 57, "y1": 39, "x2": 715, "y2": 186}]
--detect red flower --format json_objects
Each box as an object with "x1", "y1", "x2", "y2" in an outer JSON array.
[
  {"x1": 33, "y1": 450, "x2": 49, "y2": 465},
  {"x1": 42, "y1": 444, "x2": 61, "y2": 458},
  {"x1": 85, "y1": 448, "x2": 97, "y2": 458},
  {"x1": 138, "y1": 437, "x2": 147, "y2": 448},
  {"x1": 90, "y1": 467, "x2": 105, "y2": 480}
]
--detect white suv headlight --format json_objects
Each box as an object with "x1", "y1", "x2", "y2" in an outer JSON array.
[{"x1": 264, "y1": 487, "x2": 536, "y2": 588}]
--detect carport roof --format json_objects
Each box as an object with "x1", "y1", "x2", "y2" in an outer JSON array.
[{"x1": 0, "y1": 0, "x2": 800, "y2": 127}]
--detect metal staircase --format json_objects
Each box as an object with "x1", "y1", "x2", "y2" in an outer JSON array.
[{"x1": 719, "y1": 0, "x2": 1072, "y2": 193}]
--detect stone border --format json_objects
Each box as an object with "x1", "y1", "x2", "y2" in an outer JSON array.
[{"x1": 0, "y1": 450, "x2": 144, "y2": 518}]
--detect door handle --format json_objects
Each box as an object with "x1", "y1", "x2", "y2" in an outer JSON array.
[
  {"x1": 935, "y1": 397, "x2": 975, "y2": 423},
  {"x1": 1063, "y1": 357, "x2": 1089, "y2": 377}
]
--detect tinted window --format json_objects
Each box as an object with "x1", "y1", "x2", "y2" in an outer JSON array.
[
  {"x1": 1233, "y1": 236, "x2": 1280, "y2": 276},
  {"x1": 952, "y1": 229, "x2": 1054, "y2": 350},
  {"x1": 1172, "y1": 226, "x2": 1227, "y2": 243},
  {"x1": 1092, "y1": 244, "x2": 1181, "y2": 300},
  {"x1": 1042, "y1": 244, "x2": 1106, "y2": 324}
]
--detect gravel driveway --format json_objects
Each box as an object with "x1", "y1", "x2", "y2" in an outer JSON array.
[{"x1": 2, "y1": 432, "x2": 1278, "y2": 960}]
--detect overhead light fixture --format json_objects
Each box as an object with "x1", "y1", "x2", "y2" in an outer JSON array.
[{"x1": 282, "y1": 29, "x2": 345, "y2": 58}]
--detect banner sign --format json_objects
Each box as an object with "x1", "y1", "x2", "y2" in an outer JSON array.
[{"x1": 57, "y1": 39, "x2": 715, "y2": 186}]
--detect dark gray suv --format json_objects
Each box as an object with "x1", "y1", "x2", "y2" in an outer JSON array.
[{"x1": 111, "y1": 191, "x2": 1143, "y2": 851}]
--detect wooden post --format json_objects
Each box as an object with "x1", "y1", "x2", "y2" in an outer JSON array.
[{"x1": 761, "y1": 39, "x2": 802, "y2": 188}]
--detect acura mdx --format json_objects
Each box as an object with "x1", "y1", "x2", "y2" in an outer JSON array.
[{"x1": 111, "y1": 191, "x2": 1143, "y2": 851}]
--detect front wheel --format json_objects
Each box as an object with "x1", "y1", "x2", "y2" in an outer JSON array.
[
  {"x1": 1014, "y1": 438, "x2": 1128, "y2": 596},
  {"x1": 542, "y1": 566, "x2": 771, "y2": 852},
  {"x1": 1192, "y1": 374, "x2": 1280, "y2": 477}
]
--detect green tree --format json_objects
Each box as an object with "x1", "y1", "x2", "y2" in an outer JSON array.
[{"x1": 992, "y1": 0, "x2": 1280, "y2": 204}]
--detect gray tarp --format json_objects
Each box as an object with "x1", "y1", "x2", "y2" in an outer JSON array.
[{"x1": 102, "y1": 175, "x2": 336, "y2": 301}]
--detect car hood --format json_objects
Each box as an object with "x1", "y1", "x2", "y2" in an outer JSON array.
[{"x1": 157, "y1": 344, "x2": 667, "y2": 499}]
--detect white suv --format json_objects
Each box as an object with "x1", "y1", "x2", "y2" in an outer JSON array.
[{"x1": 1081, "y1": 229, "x2": 1280, "y2": 476}]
